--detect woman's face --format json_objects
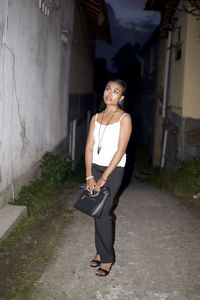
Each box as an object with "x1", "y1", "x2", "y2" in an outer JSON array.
[{"x1": 103, "y1": 81, "x2": 124, "y2": 105}]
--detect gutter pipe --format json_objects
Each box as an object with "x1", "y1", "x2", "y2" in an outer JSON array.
[{"x1": 160, "y1": 24, "x2": 173, "y2": 168}]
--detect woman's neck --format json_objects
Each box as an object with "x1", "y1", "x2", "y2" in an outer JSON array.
[{"x1": 104, "y1": 105, "x2": 119, "y2": 113}]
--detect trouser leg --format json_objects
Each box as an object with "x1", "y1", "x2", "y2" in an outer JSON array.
[{"x1": 92, "y1": 164, "x2": 124, "y2": 263}]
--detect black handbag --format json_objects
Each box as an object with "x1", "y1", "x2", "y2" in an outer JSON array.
[{"x1": 73, "y1": 187, "x2": 110, "y2": 218}]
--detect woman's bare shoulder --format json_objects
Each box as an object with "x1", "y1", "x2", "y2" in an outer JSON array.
[
  {"x1": 89, "y1": 114, "x2": 97, "y2": 127},
  {"x1": 118, "y1": 110, "x2": 131, "y2": 120},
  {"x1": 91, "y1": 113, "x2": 99, "y2": 121}
]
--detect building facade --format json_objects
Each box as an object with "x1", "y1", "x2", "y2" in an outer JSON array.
[{"x1": 143, "y1": 0, "x2": 200, "y2": 170}]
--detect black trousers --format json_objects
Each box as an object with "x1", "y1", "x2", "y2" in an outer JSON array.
[{"x1": 92, "y1": 163, "x2": 124, "y2": 263}]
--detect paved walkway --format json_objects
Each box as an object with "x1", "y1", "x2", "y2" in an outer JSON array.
[{"x1": 31, "y1": 179, "x2": 200, "y2": 300}]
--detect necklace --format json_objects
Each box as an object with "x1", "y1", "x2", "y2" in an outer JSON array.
[{"x1": 97, "y1": 109, "x2": 118, "y2": 154}]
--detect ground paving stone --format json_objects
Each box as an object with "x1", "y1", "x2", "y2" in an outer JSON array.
[{"x1": 31, "y1": 179, "x2": 200, "y2": 300}]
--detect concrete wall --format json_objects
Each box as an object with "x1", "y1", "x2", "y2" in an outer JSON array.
[
  {"x1": 68, "y1": 2, "x2": 95, "y2": 168},
  {"x1": 164, "y1": 1, "x2": 200, "y2": 169},
  {"x1": 152, "y1": 39, "x2": 167, "y2": 166},
  {"x1": 167, "y1": 4, "x2": 200, "y2": 118},
  {"x1": 182, "y1": 14, "x2": 200, "y2": 118},
  {"x1": 164, "y1": 113, "x2": 200, "y2": 170},
  {"x1": 168, "y1": 9, "x2": 186, "y2": 115},
  {"x1": 162, "y1": 7, "x2": 186, "y2": 169},
  {"x1": 69, "y1": 2, "x2": 94, "y2": 94},
  {"x1": 141, "y1": 32, "x2": 160, "y2": 159},
  {"x1": 0, "y1": 0, "x2": 74, "y2": 201}
]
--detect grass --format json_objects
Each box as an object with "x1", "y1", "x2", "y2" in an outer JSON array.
[
  {"x1": 149, "y1": 157, "x2": 200, "y2": 202},
  {"x1": 0, "y1": 152, "x2": 85, "y2": 300},
  {"x1": 135, "y1": 143, "x2": 200, "y2": 202},
  {"x1": 0, "y1": 186, "x2": 75, "y2": 300},
  {"x1": 13, "y1": 152, "x2": 72, "y2": 215}
]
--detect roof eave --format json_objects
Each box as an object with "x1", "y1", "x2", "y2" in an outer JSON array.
[
  {"x1": 80, "y1": 0, "x2": 111, "y2": 44},
  {"x1": 144, "y1": 0, "x2": 180, "y2": 38}
]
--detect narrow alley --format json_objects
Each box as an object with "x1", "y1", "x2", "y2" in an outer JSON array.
[
  {"x1": 31, "y1": 178, "x2": 200, "y2": 300},
  {"x1": 1, "y1": 1, "x2": 200, "y2": 299}
]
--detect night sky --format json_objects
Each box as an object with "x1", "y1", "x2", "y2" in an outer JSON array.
[{"x1": 96, "y1": 0, "x2": 161, "y2": 71}]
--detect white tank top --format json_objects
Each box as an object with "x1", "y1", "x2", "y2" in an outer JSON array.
[{"x1": 92, "y1": 113, "x2": 127, "y2": 167}]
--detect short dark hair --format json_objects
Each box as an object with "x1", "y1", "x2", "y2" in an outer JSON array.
[{"x1": 108, "y1": 78, "x2": 127, "y2": 96}]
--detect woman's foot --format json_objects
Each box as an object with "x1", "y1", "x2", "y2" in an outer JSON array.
[
  {"x1": 90, "y1": 254, "x2": 101, "y2": 267},
  {"x1": 96, "y1": 262, "x2": 113, "y2": 276}
]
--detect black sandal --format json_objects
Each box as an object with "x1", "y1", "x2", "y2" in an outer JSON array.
[
  {"x1": 96, "y1": 264, "x2": 113, "y2": 276},
  {"x1": 90, "y1": 259, "x2": 101, "y2": 267}
]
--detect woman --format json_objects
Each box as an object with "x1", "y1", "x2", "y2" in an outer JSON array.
[{"x1": 85, "y1": 78, "x2": 132, "y2": 276}]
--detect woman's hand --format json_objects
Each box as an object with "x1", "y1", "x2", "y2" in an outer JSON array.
[
  {"x1": 86, "y1": 177, "x2": 96, "y2": 193},
  {"x1": 95, "y1": 177, "x2": 107, "y2": 191}
]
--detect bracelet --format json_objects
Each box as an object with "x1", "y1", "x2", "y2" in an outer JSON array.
[{"x1": 86, "y1": 175, "x2": 93, "y2": 181}]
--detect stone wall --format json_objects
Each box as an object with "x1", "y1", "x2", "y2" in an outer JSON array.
[{"x1": 165, "y1": 112, "x2": 200, "y2": 170}]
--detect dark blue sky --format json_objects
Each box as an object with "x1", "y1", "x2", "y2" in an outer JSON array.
[{"x1": 96, "y1": 0, "x2": 160, "y2": 71}]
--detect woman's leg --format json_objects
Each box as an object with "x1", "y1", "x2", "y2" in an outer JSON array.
[{"x1": 92, "y1": 164, "x2": 124, "y2": 264}]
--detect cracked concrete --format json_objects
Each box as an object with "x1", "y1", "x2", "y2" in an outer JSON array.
[
  {"x1": 31, "y1": 178, "x2": 200, "y2": 300},
  {"x1": 3, "y1": 43, "x2": 29, "y2": 157}
]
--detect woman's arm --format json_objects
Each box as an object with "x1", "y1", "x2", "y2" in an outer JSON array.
[
  {"x1": 85, "y1": 115, "x2": 97, "y2": 191},
  {"x1": 96, "y1": 114, "x2": 132, "y2": 189}
]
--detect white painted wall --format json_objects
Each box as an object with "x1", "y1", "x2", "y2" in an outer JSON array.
[
  {"x1": 168, "y1": 8, "x2": 186, "y2": 116},
  {"x1": 0, "y1": 0, "x2": 74, "y2": 198},
  {"x1": 182, "y1": 13, "x2": 200, "y2": 118},
  {"x1": 168, "y1": 1, "x2": 200, "y2": 119}
]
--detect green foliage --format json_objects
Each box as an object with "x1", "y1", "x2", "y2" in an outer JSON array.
[
  {"x1": 174, "y1": 157, "x2": 200, "y2": 197},
  {"x1": 149, "y1": 156, "x2": 200, "y2": 200},
  {"x1": 40, "y1": 152, "x2": 71, "y2": 184},
  {"x1": 13, "y1": 152, "x2": 71, "y2": 215}
]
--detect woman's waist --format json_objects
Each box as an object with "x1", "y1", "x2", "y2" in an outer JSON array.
[
  {"x1": 92, "y1": 151, "x2": 126, "y2": 167},
  {"x1": 92, "y1": 163, "x2": 124, "y2": 171}
]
